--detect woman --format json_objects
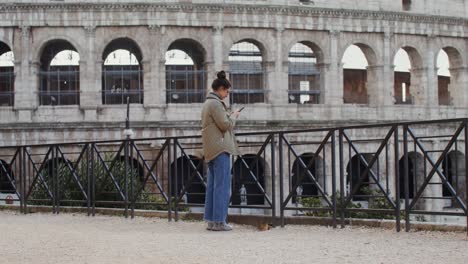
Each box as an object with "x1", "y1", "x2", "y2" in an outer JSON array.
[{"x1": 201, "y1": 71, "x2": 241, "y2": 231}]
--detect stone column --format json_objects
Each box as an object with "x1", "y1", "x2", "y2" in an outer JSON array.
[
  {"x1": 323, "y1": 30, "x2": 343, "y2": 105},
  {"x1": 409, "y1": 67, "x2": 428, "y2": 105},
  {"x1": 448, "y1": 67, "x2": 468, "y2": 107},
  {"x1": 367, "y1": 65, "x2": 385, "y2": 106},
  {"x1": 206, "y1": 26, "x2": 224, "y2": 96},
  {"x1": 155, "y1": 26, "x2": 167, "y2": 105},
  {"x1": 80, "y1": 26, "x2": 99, "y2": 121},
  {"x1": 145, "y1": 24, "x2": 162, "y2": 106},
  {"x1": 141, "y1": 59, "x2": 152, "y2": 106},
  {"x1": 212, "y1": 26, "x2": 223, "y2": 71},
  {"x1": 425, "y1": 35, "x2": 438, "y2": 106},
  {"x1": 269, "y1": 27, "x2": 288, "y2": 105},
  {"x1": 15, "y1": 26, "x2": 35, "y2": 122},
  {"x1": 382, "y1": 30, "x2": 395, "y2": 105},
  {"x1": 264, "y1": 60, "x2": 278, "y2": 104},
  {"x1": 316, "y1": 63, "x2": 330, "y2": 104}
]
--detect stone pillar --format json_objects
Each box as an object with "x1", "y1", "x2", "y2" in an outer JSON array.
[
  {"x1": 269, "y1": 27, "x2": 288, "y2": 105},
  {"x1": 15, "y1": 26, "x2": 35, "y2": 121},
  {"x1": 448, "y1": 67, "x2": 468, "y2": 107},
  {"x1": 80, "y1": 26, "x2": 99, "y2": 121},
  {"x1": 316, "y1": 63, "x2": 330, "y2": 104},
  {"x1": 212, "y1": 26, "x2": 223, "y2": 71},
  {"x1": 382, "y1": 30, "x2": 395, "y2": 105},
  {"x1": 146, "y1": 24, "x2": 162, "y2": 106},
  {"x1": 141, "y1": 59, "x2": 152, "y2": 106},
  {"x1": 367, "y1": 65, "x2": 385, "y2": 106},
  {"x1": 323, "y1": 30, "x2": 343, "y2": 105},
  {"x1": 155, "y1": 26, "x2": 167, "y2": 105},
  {"x1": 409, "y1": 67, "x2": 428, "y2": 105},
  {"x1": 204, "y1": 61, "x2": 215, "y2": 96},
  {"x1": 264, "y1": 60, "x2": 277, "y2": 104},
  {"x1": 208, "y1": 26, "x2": 225, "y2": 97},
  {"x1": 425, "y1": 36, "x2": 438, "y2": 106}
]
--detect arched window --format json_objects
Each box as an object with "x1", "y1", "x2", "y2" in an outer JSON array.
[
  {"x1": 165, "y1": 39, "x2": 206, "y2": 104},
  {"x1": 102, "y1": 38, "x2": 143, "y2": 104},
  {"x1": 393, "y1": 47, "x2": 423, "y2": 105},
  {"x1": 346, "y1": 154, "x2": 376, "y2": 201},
  {"x1": 437, "y1": 50, "x2": 451, "y2": 105},
  {"x1": 228, "y1": 41, "x2": 265, "y2": 104},
  {"x1": 442, "y1": 151, "x2": 465, "y2": 206},
  {"x1": 170, "y1": 155, "x2": 205, "y2": 204},
  {"x1": 288, "y1": 43, "x2": 320, "y2": 104},
  {"x1": 291, "y1": 153, "x2": 324, "y2": 203},
  {"x1": 232, "y1": 154, "x2": 265, "y2": 205},
  {"x1": 0, "y1": 42, "x2": 14, "y2": 106},
  {"x1": 342, "y1": 44, "x2": 370, "y2": 104},
  {"x1": 39, "y1": 40, "x2": 80, "y2": 105},
  {"x1": 398, "y1": 152, "x2": 424, "y2": 199},
  {"x1": 0, "y1": 159, "x2": 14, "y2": 193}
]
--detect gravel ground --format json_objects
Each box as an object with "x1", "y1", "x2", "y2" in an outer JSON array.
[{"x1": 0, "y1": 210, "x2": 467, "y2": 264}]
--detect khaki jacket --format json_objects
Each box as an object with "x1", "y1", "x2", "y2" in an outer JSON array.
[{"x1": 201, "y1": 92, "x2": 240, "y2": 161}]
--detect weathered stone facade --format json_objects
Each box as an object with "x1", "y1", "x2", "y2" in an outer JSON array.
[
  {"x1": 0, "y1": 1, "x2": 466, "y2": 145},
  {"x1": 0, "y1": 1, "x2": 467, "y2": 224}
]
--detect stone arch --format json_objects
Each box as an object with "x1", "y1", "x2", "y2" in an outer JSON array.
[
  {"x1": 341, "y1": 42, "x2": 380, "y2": 104},
  {"x1": 224, "y1": 33, "x2": 271, "y2": 63},
  {"x1": 160, "y1": 28, "x2": 213, "y2": 63},
  {"x1": 284, "y1": 40, "x2": 325, "y2": 64},
  {"x1": 165, "y1": 38, "x2": 208, "y2": 104},
  {"x1": 291, "y1": 153, "x2": 325, "y2": 203},
  {"x1": 232, "y1": 154, "x2": 267, "y2": 205},
  {"x1": 393, "y1": 46, "x2": 425, "y2": 105},
  {"x1": 35, "y1": 36, "x2": 84, "y2": 64},
  {"x1": 37, "y1": 39, "x2": 80, "y2": 105},
  {"x1": 170, "y1": 155, "x2": 205, "y2": 204},
  {"x1": 346, "y1": 153, "x2": 377, "y2": 201},
  {"x1": 435, "y1": 46, "x2": 465, "y2": 106},
  {"x1": 0, "y1": 159, "x2": 15, "y2": 193},
  {"x1": 118, "y1": 156, "x2": 145, "y2": 183},
  {"x1": 101, "y1": 37, "x2": 144, "y2": 105},
  {"x1": 287, "y1": 41, "x2": 324, "y2": 104},
  {"x1": 102, "y1": 37, "x2": 143, "y2": 63},
  {"x1": 398, "y1": 152, "x2": 425, "y2": 200},
  {"x1": 228, "y1": 39, "x2": 266, "y2": 104},
  {"x1": 442, "y1": 151, "x2": 466, "y2": 207}
]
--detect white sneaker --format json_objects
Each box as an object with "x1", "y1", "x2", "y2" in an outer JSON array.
[{"x1": 212, "y1": 222, "x2": 233, "y2": 231}]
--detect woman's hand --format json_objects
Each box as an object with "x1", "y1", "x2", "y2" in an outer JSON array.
[{"x1": 231, "y1": 110, "x2": 241, "y2": 119}]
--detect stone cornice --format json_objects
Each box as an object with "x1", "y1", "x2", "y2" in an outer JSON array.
[{"x1": 0, "y1": 3, "x2": 467, "y2": 27}]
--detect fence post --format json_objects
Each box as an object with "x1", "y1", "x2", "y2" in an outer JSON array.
[
  {"x1": 124, "y1": 139, "x2": 129, "y2": 218},
  {"x1": 464, "y1": 120, "x2": 468, "y2": 236},
  {"x1": 167, "y1": 139, "x2": 172, "y2": 222},
  {"x1": 339, "y1": 129, "x2": 345, "y2": 228},
  {"x1": 130, "y1": 140, "x2": 135, "y2": 219},
  {"x1": 278, "y1": 133, "x2": 285, "y2": 227},
  {"x1": 174, "y1": 138, "x2": 179, "y2": 222},
  {"x1": 403, "y1": 125, "x2": 411, "y2": 232},
  {"x1": 331, "y1": 129, "x2": 337, "y2": 229},
  {"x1": 270, "y1": 133, "x2": 276, "y2": 226},
  {"x1": 91, "y1": 143, "x2": 96, "y2": 216},
  {"x1": 394, "y1": 125, "x2": 401, "y2": 232},
  {"x1": 86, "y1": 144, "x2": 91, "y2": 216}
]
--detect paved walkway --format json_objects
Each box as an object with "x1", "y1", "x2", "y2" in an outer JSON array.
[{"x1": 0, "y1": 210, "x2": 467, "y2": 264}]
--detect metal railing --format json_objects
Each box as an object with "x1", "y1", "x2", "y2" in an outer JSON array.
[{"x1": 0, "y1": 118, "x2": 467, "y2": 234}]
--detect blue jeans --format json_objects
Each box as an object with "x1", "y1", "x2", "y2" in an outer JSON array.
[{"x1": 204, "y1": 152, "x2": 231, "y2": 223}]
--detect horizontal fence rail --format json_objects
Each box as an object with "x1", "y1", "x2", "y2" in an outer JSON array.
[{"x1": 0, "y1": 118, "x2": 467, "y2": 234}]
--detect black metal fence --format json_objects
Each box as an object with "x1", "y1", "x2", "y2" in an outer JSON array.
[{"x1": 0, "y1": 118, "x2": 467, "y2": 234}]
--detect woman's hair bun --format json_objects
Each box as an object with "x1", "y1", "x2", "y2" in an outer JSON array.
[{"x1": 217, "y1": 71, "x2": 227, "y2": 79}]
